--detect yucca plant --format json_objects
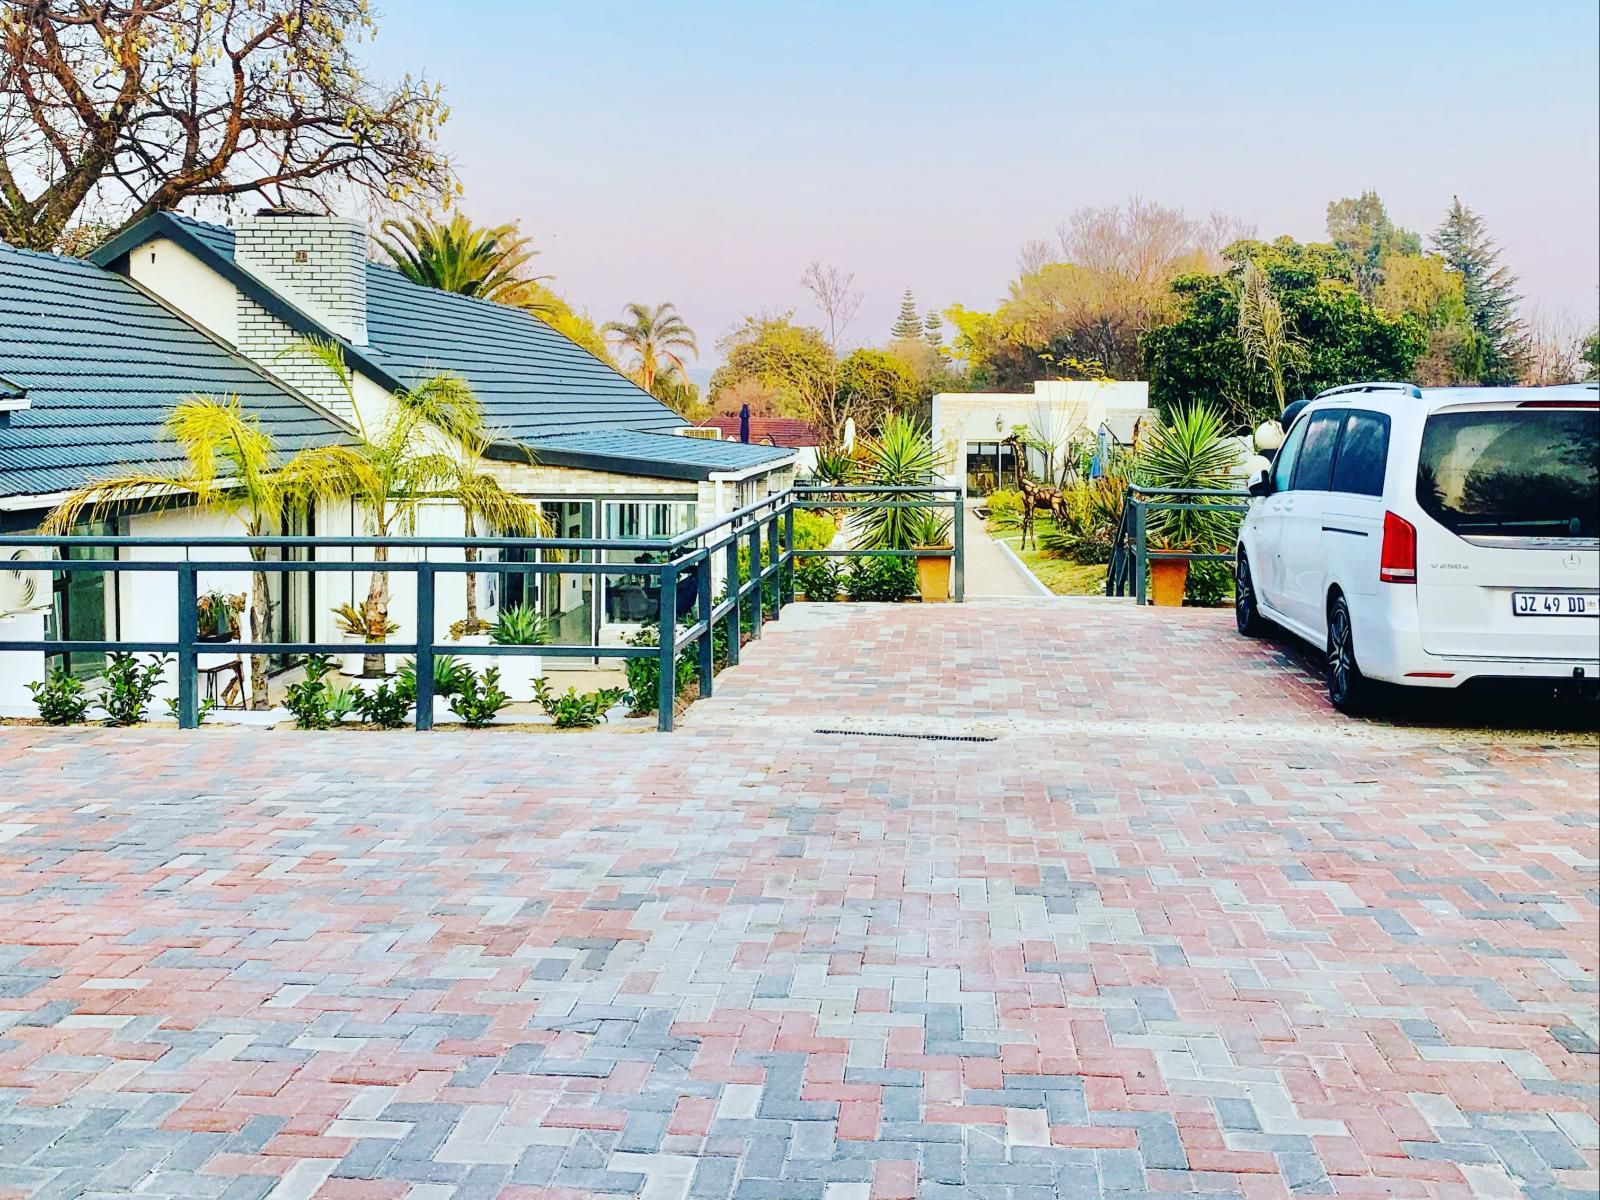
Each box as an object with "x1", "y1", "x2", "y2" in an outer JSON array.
[
  {"x1": 1135, "y1": 406, "x2": 1241, "y2": 551},
  {"x1": 490, "y1": 603, "x2": 550, "y2": 646},
  {"x1": 811, "y1": 445, "x2": 857, "y2": 486},
  {"x1": 850, "y1": 414, "x2": 946, "y2": 551}
]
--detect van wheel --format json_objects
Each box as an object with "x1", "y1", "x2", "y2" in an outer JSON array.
[
  {"x1": 1235, "y1": 552, "x2": 1266, "y2": 637},
  {"x1": 1326, "y1": 595, "x2": 1372, "y2": 714}
]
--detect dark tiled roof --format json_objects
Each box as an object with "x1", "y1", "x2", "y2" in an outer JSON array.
[
  {"x1": 696, "y1": 416, "x2": 820, "y2": 448},
  {"x1": 154, "y1": 215, "x2": 685, "y2": 440},
  {"x1": 525, "y1": 429, "x2": 793, "y2": 482},
  {"x1": 0, "y1": 242, "x2": 353, "y2": 503}
]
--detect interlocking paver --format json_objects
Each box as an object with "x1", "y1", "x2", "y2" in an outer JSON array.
[{"x1": 1, "y1": 600, "x2": 1596, "y2": 1200}]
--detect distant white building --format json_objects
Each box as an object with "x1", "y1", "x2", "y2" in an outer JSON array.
[{"x1": 930, "y1": 380, "x2": 1150, "y2": 494}]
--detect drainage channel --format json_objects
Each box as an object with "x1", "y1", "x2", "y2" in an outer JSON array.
[{"x1": 814, "y1": 728, "x2": 998, "y2": 743}]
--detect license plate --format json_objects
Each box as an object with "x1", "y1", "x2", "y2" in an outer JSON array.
[{"x1": 1512, "y1": 591, "x2": 1599, "y2": 617}]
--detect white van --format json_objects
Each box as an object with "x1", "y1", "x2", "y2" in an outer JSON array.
[{"x1": 1235, "y1": 382, "x2": 1600, "y2": 712}]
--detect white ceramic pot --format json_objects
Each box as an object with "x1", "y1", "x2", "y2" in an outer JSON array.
[
  {"x1": 494, "y1": 651, "x2": 542, "y2": 702},
  {"x1": 340, "y1": 633, "x2": 367, "y2": 677}
]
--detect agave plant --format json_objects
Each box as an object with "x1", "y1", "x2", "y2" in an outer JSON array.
[
  {"x1": 1135, "y1": 406, "x2": 1241, "y2": 551},
  {"x1": 490, "y1": 603, "x2": 551, "y2": 646},
  {"x1": 850, "y1": 414, "x2": 946, "y2": 551}
]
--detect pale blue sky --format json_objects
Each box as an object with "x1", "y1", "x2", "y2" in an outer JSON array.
[{"x1": 366, "y1": 1, "x2": 1599, "y2": 367}]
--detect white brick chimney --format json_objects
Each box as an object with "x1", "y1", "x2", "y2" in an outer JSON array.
[{"x1": 234, "y1": 210, "x2": 368, "y2": 347}]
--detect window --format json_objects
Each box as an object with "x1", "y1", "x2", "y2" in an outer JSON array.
[
  {"x1": 1418, "y1": 408, "x2": 1599, "y2": 538},
  {"x1": 1292, "y1": 412, "x2": 1343, "y2": 492},
  {"x1": 1271, "y1": 418, "x2": 1308, "y2": 492},
  {"x1": 602, "y1": 501, "x2": 698, "y2": 624},
  {"x1": 48, "y1": 518, "x2": 118, "y2": 679},
  {"x1": 1329, "y1": 411, "x2": 1390, "y2": 497}
]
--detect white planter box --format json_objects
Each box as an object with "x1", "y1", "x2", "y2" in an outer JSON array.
[{"x1": 493, "y1": 651, "x2": 543, "y2": 702}]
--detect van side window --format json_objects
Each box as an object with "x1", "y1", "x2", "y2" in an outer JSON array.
[
  {"x1": 1292, "y1": 412, "x2": 1342, "y2": 491},
  {"x1": 1272, "y1": 418, "x2": 1308, "y2": 492},
  {"x1": 1330, "y1": 411, "x2": 1390, "y2": 496}
]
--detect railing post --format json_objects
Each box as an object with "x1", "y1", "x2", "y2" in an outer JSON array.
[
  {"x1": 766, "y1": 507, "x2": 780, "y2": 620},
  {"x1": 952, "y1": 491, "x2": 966, "y2": 603},
  {"x1": 1134, "y1": 496, "x2": 1148, "y2": 606},
  {"x1": 782, "y1": 501, "x2": 796, "y2": 607},
  {"x1": 415, "y1": 561, "x2": 435, "y2": 731},
  {"x1": 724, "y1": 537, "x2": 741, "y2": 666},
  {"x1": 696, "y1": 551, "x2": 714, "y2": 698},
  {"x1": 747, "y1": 520, "x2": 763, "y2": 639},
  {"x1": 657, "y1": 560, "x2": 677, "y2": 731},
  {"x1": 176, "y1": 563, "x2": 198, "y2": 729}
]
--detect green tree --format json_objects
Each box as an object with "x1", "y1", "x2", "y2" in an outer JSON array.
[
  {"x1": 1583, "y1": 329, "x2": 1600, "y2": 381},
  {"x1": 710, "y1": 314, "x2": 844, "y2": 438},
  {"x1": 891, "y1": 289, "x2": 924, "y2": 340},
  {"x1": 42, "y1": 397, "x2": 371, "y2": 709},
  {"x1": 603, "y1": 303, "x2": 699, "y2": 395},
  {"x1": 838, "y1": 349, "x2": 920, "y2": 433},
  {"x1": 0, "y1": 0, "x2": 450, "y2": 251},
  {"x1": 923, "y1": 309, "x2": 945, "y2": 349},
  {"x1": 1236, "y1": 259, "x2": 1308, "y2": 410},
  {"x1": 1140, "y1": 238, "x2": 1425, "y2": 428},
  {"x1": 1432, "y1": 198, "x2": 1525, "y2": 384},
  {"x1": 376, "y1": 216, "x2": 551, "y2": 311},
  {"x1": 1373, "y1": 255, "x2": 1485, "y2": 386},
  {"x1": 1325, "y1": 191, "x2": 1421, "y2": 299}
]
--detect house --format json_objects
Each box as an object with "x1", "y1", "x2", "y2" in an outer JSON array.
[
  {"x1": 0, "y1": 211, "x2": 796, "y2": 707},
  {"x1": 931, "y1": 379, "x2": 1149, "y2": 494},
  {"x1": 694, "y1": 413, "x2": 822, "y2": 476}
]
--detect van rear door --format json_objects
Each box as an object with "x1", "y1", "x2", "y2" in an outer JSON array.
[{"x1": 1414, "y1": 402, "x2": 1600, "y2": 661}]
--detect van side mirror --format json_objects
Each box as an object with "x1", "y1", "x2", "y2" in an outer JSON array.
[{"x1": 1247, "y1": 467, "x2": 1273, "y2": 498}]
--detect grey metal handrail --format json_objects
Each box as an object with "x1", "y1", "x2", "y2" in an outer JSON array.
[
  {"x1": 0, "y1": 484, "x2": 965, "y2": 732},
  {"x1": 1108, "y1": 484, "x2": 1251, "y2": 604}
]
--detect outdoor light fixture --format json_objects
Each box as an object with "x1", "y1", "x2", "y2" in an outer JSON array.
[{"x1": 994, "y1": 415, "x2": 1004, "y2": 432}]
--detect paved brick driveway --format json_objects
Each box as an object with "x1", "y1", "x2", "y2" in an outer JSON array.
[{"x1": 2, "y1": 601, "x2": 1596, "y2": 1200}]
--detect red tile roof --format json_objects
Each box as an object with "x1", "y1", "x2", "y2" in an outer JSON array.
[{"x1": 696, "y1": 415, "x2": 821, "y2": 448}]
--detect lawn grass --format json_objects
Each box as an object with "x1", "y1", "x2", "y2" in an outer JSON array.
[{"x1": 990, "y1": 518, "x2": 1107, "y2": 596}]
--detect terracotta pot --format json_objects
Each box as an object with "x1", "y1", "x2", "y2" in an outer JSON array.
[
  {"x1": 1150, "y1": 558, "x2": 1189, "y2": 607},
  {"x1": 916, "y1": 548, "x2": 952, "y2": 603}
]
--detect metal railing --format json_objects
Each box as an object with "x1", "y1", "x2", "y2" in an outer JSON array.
[
  {"x1": 0, "y1": 485, "x2": 963, "y2": 733},
  {"x1": 1107, "y1": 485, "x2": 1251, "y2": 604}
]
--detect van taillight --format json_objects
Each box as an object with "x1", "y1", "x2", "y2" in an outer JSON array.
[{"x1": 1380, "y1": 511, "x2": 1417, "y2": 584}]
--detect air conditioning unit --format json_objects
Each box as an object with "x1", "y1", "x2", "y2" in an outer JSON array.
[
  {"x1": 0, "y1": 548, "x2": 53, "y2": 618},
  {"x1": 677, "y1": 427, "x2": 722, "y2": 440}
]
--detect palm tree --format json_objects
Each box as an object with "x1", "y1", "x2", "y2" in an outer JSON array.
[
  {"x1": 376, "y1": 215, "x2": 553, "y2": 313},
  {"x1": 602, "y1": 302, "x2": 698, "y2": 394},
  {"x1": 1237, "y1": 260, "x2": 1307, "y2": 412},
  {"x1": 293, "y1": 339, "x2": 546, "y2": 670},
  {"x1": 42, "y1": 397, "x2": 371, "y2": 709}
]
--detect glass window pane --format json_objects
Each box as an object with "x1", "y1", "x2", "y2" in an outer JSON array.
[
  {"x1": 1418, "y1": 408, "x2": 1599, "y2": 538},
  {"x1": 1330, "y1": 412, "x2": 1390, "y2": 496},
  {"x1": 1292, "y1": 413, "x2": 1342, "y2": 492},
  {"x1": 1271, "y1": 418, "x2": 1308, "y2": 492}
]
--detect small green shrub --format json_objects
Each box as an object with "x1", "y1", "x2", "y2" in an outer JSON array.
[
  {"x1": 624, "y1": 623, "x2": 697, "y2": 716},
  {"x1": 983, "y1": 487, "x2": 1023, "y2": 529},
  {"x1": 490, "y1": 603, "x2": 550, "y2": 646},
  {"x1": 396, "y1": 653, "x2": 469, "y2": 700},
  {"x1": 353, "y1": 679, "x2": 413, "y2": 728},
  {"x1": 790, "y1": 510, "x2": 838, "y2": 551},
  {"x1": 1040, "y1": 478, "x2": 1125, "y2": 564},
  {"x1": 794, "y1": 556, "x2": 843, "y2": 601},
  {"x1": 163, "y1": 695, "x2": 217, "y2": 725},
  {"x1": 284, "y1": 653, "x2": 337, "y2": 729},
  {"x1": 100, "y1": 652, "x2": 169, "y2": 726},
  {"x1": 28, "y1": 668, "x2": 90, "y2": 725},
  {"x1": 449, "y1": 666, "x2": 511, "y2": 728},
  {"x1": 844, "y1": 555, "x2": 918, "y2": 602},
  {"x1": 326, "y1": 686, "x2": 361, "y2": 724},
  {"x1": 1185, "y1": 558, "x2": 1234, "y2": 607},
  {"x1": 533, "y1": 677, "x2": 627, "y2": 729}
]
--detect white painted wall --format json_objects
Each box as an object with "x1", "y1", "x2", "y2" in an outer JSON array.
[
  {"x1": 126, "y1": 237, "x2": 241, "y2": 345},
  {"x1": 930, "y1": 380, "x2": 1150, "y2": 489}
]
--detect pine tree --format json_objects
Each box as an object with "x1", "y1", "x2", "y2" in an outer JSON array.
[
  {"x1": 1432, "y1": 197, "x2": 1524, "y2": 384},
  {"x1": 891, "y1": 289, "x2": 923, "y2": 340},
  {"x1": 923, "y1": 309, "x2": 944, "y2": 348}
]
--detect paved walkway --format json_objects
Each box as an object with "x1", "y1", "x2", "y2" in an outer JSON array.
[
  {"x1": 1, "y1": 601, "x2": 1596, "y2": 1200},
  {"x1": 961, "y1": 508, "x2": 1043, "y2": 598}
]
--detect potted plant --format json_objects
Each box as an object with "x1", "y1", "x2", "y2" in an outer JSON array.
[
  {"x1": 196, "y1": 591, "x2": 245, "y2": 643},
  {"x1": 331, "y1": 602, "x2": 400, "y2": 676},
  {"x1": 449, "y1": 615, "x2": 493, "y2": 646},
  {"x1": 1135, "y1": 405, "x2": 1240, "y2": 608},
  {"x1": 905, "y1": 509, "x2": 955, "y2": 603},
  {"x1": 490, "y1": 603, "x2": 550, "y2": 701}
]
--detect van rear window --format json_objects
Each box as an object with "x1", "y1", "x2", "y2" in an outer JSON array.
[{"x1": 1417, "y1": 408, "x2": 1599, "y2": 539}]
